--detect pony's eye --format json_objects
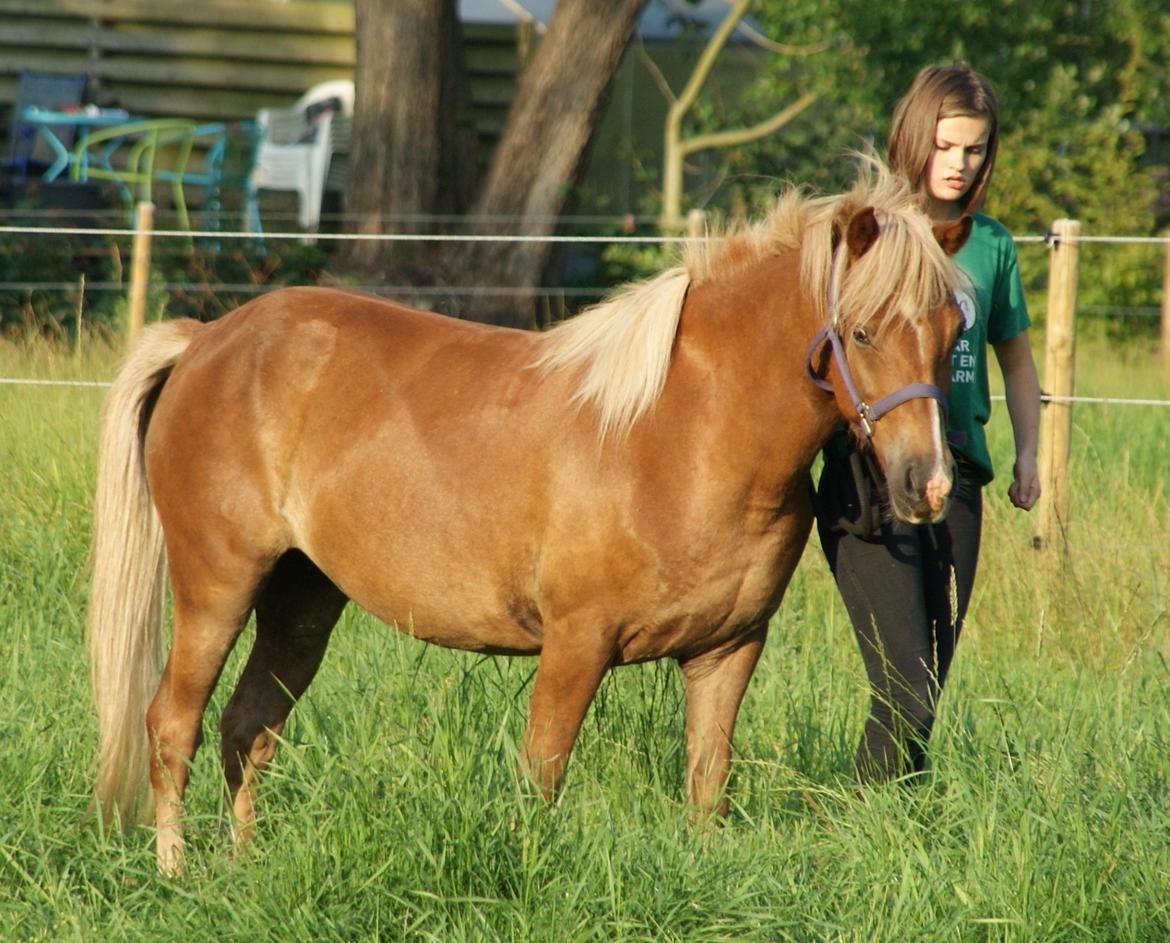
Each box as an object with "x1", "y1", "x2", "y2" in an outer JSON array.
[{"x1": 851, "y1": 328, "x2": 871, "y2": 348}]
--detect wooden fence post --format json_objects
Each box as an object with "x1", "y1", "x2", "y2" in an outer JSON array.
[
  {"x1": 126, "y1": 201, "x2": 154, "y2": 350},
  {"x1": 686, "y1": 208, "x2": 707, "y2": 242},
  {"x1": 1033, "y1": 218, "x2": 1080, "y2": 551},
  {"x1": 74, "y1": 273, "x2": 85, "y2": 358},
  {"x1": 1161, "y1": 231, "x2": 1170, "y2": 367}
]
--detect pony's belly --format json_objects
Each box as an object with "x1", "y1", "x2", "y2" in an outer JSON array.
[
  {"x1": 294, "y1": 436, "x2": 813, "y2": 667},
  {"x1": 288, "y1": 461, "x2": 551, "y2": 656},
  {"x1": 611, "y1": 583, "x2": 779, "y2": 664},
  {"x1": 361, "y1": 596, "x2": 542, "y2": 656},
  {"x1": 304, "y1": 543, "x2": 545, "y2": 655},
  {"x1": 332, "y1": 536, "x2": 791, "y2": 666},
  {"x1": 610, "y1": 515, "x2": 812, "y2": 664}
]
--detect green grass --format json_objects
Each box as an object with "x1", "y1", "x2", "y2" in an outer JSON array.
[{"x1": 1, "y1": 332, "x2": 1168, "y2": 941}]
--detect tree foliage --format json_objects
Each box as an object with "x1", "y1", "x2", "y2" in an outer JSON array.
[
  {"x1": 335, "y1": 0, "x2": 1167, "y2": 331},
  {"x1": 678, "y1": 0, "x2": 1170, "y2": 328}
]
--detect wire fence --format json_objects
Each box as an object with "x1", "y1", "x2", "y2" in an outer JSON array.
[
  {"x1": 1, "y1": 220, "x2": 1168, "y2": 412},
  {"x1": 4, "y1": 375, "x2": 1167, "y2": 412},
  {"x1": 3, "y1": 222, "x2": 1168, "y2": 245},
  {"x1": 3, "y1": 213, "x2": 1167, "y2": 559}
]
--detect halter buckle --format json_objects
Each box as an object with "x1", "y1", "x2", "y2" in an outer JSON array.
[{"x1": 858, "y1": 404, "x2": 875, "y2": 438}]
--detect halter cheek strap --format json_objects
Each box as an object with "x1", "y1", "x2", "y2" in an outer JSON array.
[{"x1": 805, "y1": 325, "x2": 949, "y2": 439}]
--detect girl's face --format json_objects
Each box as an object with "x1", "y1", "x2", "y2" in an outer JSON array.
[{"x1": 924, "y1": 114, "x2": 990, "y2": 220}]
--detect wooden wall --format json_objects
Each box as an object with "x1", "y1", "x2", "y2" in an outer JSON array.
[{"x1": 0, "y1": 0, "x2": 521, "y2": 142}]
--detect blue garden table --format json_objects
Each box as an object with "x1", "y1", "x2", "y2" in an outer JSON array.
[{"x1": 18, "y1": 106, "x2": 132, "y2": 180}]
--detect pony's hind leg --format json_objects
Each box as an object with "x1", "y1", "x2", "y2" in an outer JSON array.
[
  {"x1": 219, "y1": 550, "x2": 347, "y2": 848},
  {"x1": 147, "y1": 592, "x2": 256, "y2": 876}
]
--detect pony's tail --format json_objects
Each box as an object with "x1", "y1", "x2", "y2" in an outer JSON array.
[{"x1": 88, "y1": 319, "x2": 203, "y2": 828}]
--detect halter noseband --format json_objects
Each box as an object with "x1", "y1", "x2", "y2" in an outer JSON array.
[{"x1": 804, "y1": 245, "x2": 949, "y2": 439}]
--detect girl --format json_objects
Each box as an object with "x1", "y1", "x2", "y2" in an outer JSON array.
[{"x1": 815, "y1": 62, "x2": 1042, "y2": 782}]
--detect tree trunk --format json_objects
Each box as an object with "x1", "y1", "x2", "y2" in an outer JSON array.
[
  {"x1": 339, "y1": 0, "x2": 646, "y2": 325},
  {"x1": 341, "y1": 0, "x2": 476, "y2": 278},
  {"x1": 452, "y1": 0, "x2": 648, "y2": 327}
]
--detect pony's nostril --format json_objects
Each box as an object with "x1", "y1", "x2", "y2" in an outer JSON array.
[
  {"x1": 902, "y1": 458, "x2": 950, "y2": 518},
  {"x1": 924, "y1": 463, "x2": 953, "y2": 517},
  {"x1": 904, "y1": 461, "x2": 923, "y2": 497}
]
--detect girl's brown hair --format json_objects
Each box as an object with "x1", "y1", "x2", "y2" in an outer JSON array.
[{"x1": 888, "y1": 62, "x2": 999, "y2": 214}]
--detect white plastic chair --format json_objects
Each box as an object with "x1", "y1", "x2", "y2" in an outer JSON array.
[
  {"x1": 243, "y1": 80, "x2": 354, "y2": 240},
  {"x1": 294, "y1": 79, "x2": 354, "y2": 117}
]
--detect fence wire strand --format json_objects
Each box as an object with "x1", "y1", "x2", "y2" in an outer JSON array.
[
  {"x1": 2, "y1": 224, "x2": 1168, "y2": 410},
  {"x1": 6, "y1": 381, "x2": 1170, "y2": 409}
]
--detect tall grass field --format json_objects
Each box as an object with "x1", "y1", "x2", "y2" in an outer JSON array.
[{"x1": 2, "y1": 327, "x2": 1168, "y2": 942}]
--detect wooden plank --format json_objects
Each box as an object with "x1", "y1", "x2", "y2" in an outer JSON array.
[
  {"x1": 75, "y1": 57, "x2": 352, "y2": 92},
  {"x1": 0, "y1": 22, "x2": 96, "y2": 49},
  {"x1": 0, "y1": 25, "x2": 353, "y2": 66},
  {"x1": 473, "y1": 116, "x2": 508, "y2": 136},
  {"x1": 0, "y1": 51, "x2": 94, "y2": 74},
  {"x1": 467, "y1": 75, "x2": 518, "y2": 101},
  {"x1": 464, "y1": 46, "x2": 523, "y2": 72},
  {"x1": 99, "y1": 85, "x2": 294, "y2": 121},
  {"x1": 466, "y1": 63, "x2": 520, "y2": 82},
  {"x1": 462, "y1": 23, "x2": 523, "y2": 42},
  {"x1": 3, "y1": 61, "x2": 493, "y2": 110},
  {"x1": 92, "y1": 26, "x2": 354, "y2": 65},
  {"x1": 0, "y1": 0, "x2": 355, "y2": 34}
]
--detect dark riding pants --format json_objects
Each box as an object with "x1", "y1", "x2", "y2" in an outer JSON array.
[{"x1": 814, "y1": 450, "x2": 983, "y2": 782}]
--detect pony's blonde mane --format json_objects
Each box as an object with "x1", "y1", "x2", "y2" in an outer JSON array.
[
  {"x1": 532, "y1": 268, "x2": 689, "y2": 440},
  {"x1": 796, "y1": 162, "x2": 964, "y2": 334},
  {"x1": 534, "y1": 159, "x2": 962, "y2": 439},
  {"x1": 687, "y1": 159, "x2": 962, "y2": 334}
]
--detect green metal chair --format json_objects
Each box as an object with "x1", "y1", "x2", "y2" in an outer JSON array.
[
  {"x1": 69, "y1": 118, "x2": 225, "y2": 232},
  {"x1": 152, "y1": 122, "x2": 227, "y2": 233}
]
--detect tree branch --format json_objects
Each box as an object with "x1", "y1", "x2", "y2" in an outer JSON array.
[
  {"x1": 678, "y1": 91, "x2": 818, "y2": 157},
  {"x1": 660, "y1": 0, "x2": 825, "y2": 230},
  {"x1": 731, "y1": 21, "x2": 833, "y2": 57}
]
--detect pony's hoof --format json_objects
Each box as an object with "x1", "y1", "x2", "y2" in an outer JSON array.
[{"x1": 156, "y1": 833, "x2": 185, "y2": 878}]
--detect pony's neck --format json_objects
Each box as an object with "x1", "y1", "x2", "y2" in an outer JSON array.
[{"x1": 673, "y1": 249, "x2": 842, "y2": 474}]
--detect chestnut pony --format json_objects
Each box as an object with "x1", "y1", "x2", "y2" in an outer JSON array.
[{"x1": 88, "y1": 164, "x2": 969, "y2": 873}]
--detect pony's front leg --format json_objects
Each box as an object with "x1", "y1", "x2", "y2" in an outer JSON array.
[
  {"x1": 521, "y1": 627, "x2": 615, "y2": 798},
  {"x1": 678, "y1": 624, "x2": 767, "y2": 818}
]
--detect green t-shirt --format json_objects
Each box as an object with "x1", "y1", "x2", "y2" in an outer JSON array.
[{"x1": 946, "y1": 213, "x2": 1031, "y2": 484}]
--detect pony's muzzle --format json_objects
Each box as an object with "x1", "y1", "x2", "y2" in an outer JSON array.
[
  {"x1": 923, "y1": 459, "x2": 954, "y2": 519},
  {"x1": 889, "y1": 453, "x2": 954, "y2": 524}
]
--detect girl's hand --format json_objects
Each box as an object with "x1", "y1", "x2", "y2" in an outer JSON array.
[
  {"x1": 993, "y1": 332, "x2": 1042, "y2": 513},
  {"x1": 1008, "y1": 455, "x2": 1040, "y2": 510}
]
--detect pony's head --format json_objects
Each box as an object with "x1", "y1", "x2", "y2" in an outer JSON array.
[
  {"x1": 804, "y1": 162, "x2": 971, "y2": 523},
  {"x1": 535, "y1": 159, "x2": 969, "y2": 525}
]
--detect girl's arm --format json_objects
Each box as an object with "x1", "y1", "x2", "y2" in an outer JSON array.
[{"x1": 992, "y1": 331, "x2": 1041, "y2": 510}]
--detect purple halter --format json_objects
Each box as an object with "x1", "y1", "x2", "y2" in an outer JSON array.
[{"x1": 804, "y1": 247, "x2": 949, "y2": 439}]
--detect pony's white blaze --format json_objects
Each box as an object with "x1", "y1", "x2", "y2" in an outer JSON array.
[
  {"x1": 917, "y1": 317, "x2": 953, "y2": 519},
  {"x1": 924, "y1": 410, "x2": 953, "y2": 517}
]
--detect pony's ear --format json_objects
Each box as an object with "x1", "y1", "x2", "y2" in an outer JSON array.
[
  {"x1": 933, "y1": 215, "x2": 973, "y2": 256},
  {"x1": 845, "y1": 206, "x2": 880, "y2": 261}
]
